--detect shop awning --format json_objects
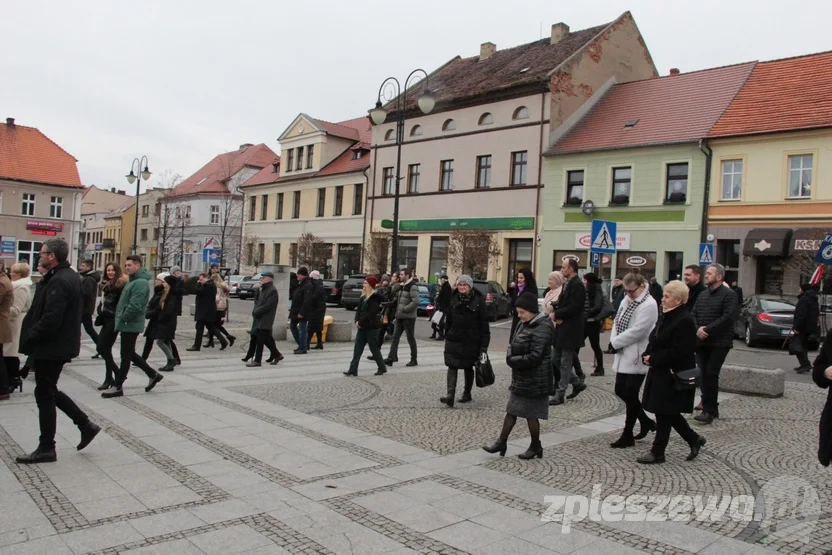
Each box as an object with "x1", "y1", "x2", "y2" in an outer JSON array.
[
  {"x1": 791, "y1": 228, "x2": 828, "y2": 253},
  {"x1": 742, "y1": 228, "x2": 792, "y2": 257}
]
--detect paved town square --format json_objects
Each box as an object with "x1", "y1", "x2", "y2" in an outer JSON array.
[{"x1": 0, "y1": 332, "x2": 828, "y2": 555}]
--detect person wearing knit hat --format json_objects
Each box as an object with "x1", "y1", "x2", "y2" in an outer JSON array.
[
  {"x1": 344, "y1": 276, "x2": 387, "y2": 376},
  {"x1": 296, "y1": 267, "x2": 309, "y2": 277},
  {"x1": 290, "y1": 267, "x2": 313, "y2": 353},
  {"x1": 309, "y1": 270, "x2": 321, "y2": 280},
  {"x1": 514, "y1": 292, "x2": 539, "y2": 314},
  {"x1": 170, "y1": 266, "x2": 182, "y2": 276},
  {"x1": 365, "y1": 276, "x2": 379, "y2": 288}
]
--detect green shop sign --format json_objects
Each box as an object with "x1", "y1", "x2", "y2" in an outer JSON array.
[{"x1": 381, "y1": 217, "x2": 535, "y2": 232}]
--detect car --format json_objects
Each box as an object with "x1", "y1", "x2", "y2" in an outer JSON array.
[
  {"x1": 321, "y1": 279, "x2": 345, "y2": 305},
  {"x1": 340, "y1": 274, "x2": 368, "y2": 310},
  {"x1": 734, "y1": 294, "x2": 803, "y2": 348},
  {"x1": 236, "y1": 275, "x2": 262, "y2": 300},
  {"x1": 472, "y1": 280, "x2": 511, "y2": 322},
  {"x1": 227, "y1": 275, "x2": 245, "y2": 297},
  {"x1": 416, "y1": 284, "x2": 431, "y2": 316}
]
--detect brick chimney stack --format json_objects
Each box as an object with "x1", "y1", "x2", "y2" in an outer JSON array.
[
  {"x1": 480, "y1": 42, "x2": 496, "y2": 61},
  {"x1": 669, "y1": 68, "x2": 680, "y2": 76},
  {"x1": 551, "y1": 23, "x2": 569, "y2": 44}
]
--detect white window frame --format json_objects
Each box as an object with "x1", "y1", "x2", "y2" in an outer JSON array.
[
  {"x1": 787, "y1": 153, "x2": 813, "y2": 199},
  {"x1": 50, "y1": 196, "x2": 63, "y2": 218},
  {"x1": 720, "y1": 159, "x2": 743, "y2": 201},
  {"x1": 210, "y1": 205, "x2": 220, "y2": 224},
  {"x1": 21, "y1": 192, "x2": 35, "y2": 216}
]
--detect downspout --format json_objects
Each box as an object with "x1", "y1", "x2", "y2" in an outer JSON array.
[
  {"x1": 360, "y1": 165, "x2": 370, "y2": 271},
  {"x1": 532, "y1": 90, "x2": 546, "y2": 273},
  {"x1": 698, "y1": 139, "x2": 712, "y2": 244}
]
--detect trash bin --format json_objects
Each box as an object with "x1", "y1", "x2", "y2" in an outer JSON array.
[{"x1": 311, "y1": 315, "x2": 335, "y2": 344}]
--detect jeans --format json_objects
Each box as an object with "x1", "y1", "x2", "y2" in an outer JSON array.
[
  {"x1": 614, "y1": 373, "x2": 650, "y2": 434},
  {"x1": 652, "y1": 413, "x2": 698, "y2": 457},
  {"x1": 117, "y1": 332, "x2": 157, "y2": 387},
  {"x1": 97, "y1": 317, "x2": 119, "y2": 384},
  {"x1": 155, "y1": 339, "x2": 175, "y2": 364},
  {"x1": 254, "y1": 329, "x2": 280, "y2": 362},
  {"x1": 698, "y1": 346, "x2": 730, "y2": 414},
  {"x1": 290, "y1": 319, "x2": 308, "y2": 352},
  {"x1": 553, "y1": 347, "x2": 582, "y2": 397},
  {"x1": 82, "y1": 313, "x2": 99, "y2": 345},
  {"x1": 34, "y1": 359, "x2": 89, "y2": 451},
  {"x1": 349, "y1": 328, "x2": 385, "y2": 374},
  {"x1": 195, "y1": 320, "x2": 225, "y2": 348},
  {"x1": 387, "y1": 318, "x2": 417, "y2": 362},
  {"x1": 584, "y1": 320, "x2": 605, "y2": 371}
]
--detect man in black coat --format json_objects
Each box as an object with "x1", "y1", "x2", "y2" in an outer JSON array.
[
  {"x1": 247, "y1": 273, "x2": 281, "y2": 366},
  {"x1": 691, "y1": 263, "x2": 738, "y2": 424},
  {"x1": 730, "y1": 281, "x2": 744, "y2": 308},
  {"x1": 812, "y1": 329, "x2": 832, "y2": 468},
  {"x1": 683, "y1": 265, "x2": 706, "y2": 312},
  {"x1": 188, "y1": 273, "x2": 226, "y2": 351},
  {"x1": 78, "y1": 259, "x2": 101, "y2": 352},
  {"x1": 549, "y1": 258, "x2": 587, "y2": 405},
  {"x1": 16, "y1": 238, "x2": 100, "y2": 464},
  {"x1": 434, "y1": 275, "x2": 452, "y2": 340},
  {"x1": 290, "y1": 267, "x2": 314, "y2": 354},
  {"x1": 792, "y1": 283, "x2": 820, "y2": 373},
  {"x1": 307, "y1": 270, "x2": 328, "y2": 350}
]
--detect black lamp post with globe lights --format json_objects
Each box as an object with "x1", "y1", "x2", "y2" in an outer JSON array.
[{"x1": 125, "y1": 156, "x2": 152, "y2": 255}]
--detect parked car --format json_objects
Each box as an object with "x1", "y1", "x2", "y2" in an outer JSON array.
[
  {"x1": 734, "y1": 295, "x2": 804, "y2": 348},
  {"x1": 228, "y1": 275, "x2": 245, "y2": 297},
  {"x1": 236, "y1": 275, "x2": 262, "y2": 300},
  {"x1": 321, "y1": 279, "x2": 345, "y2": 305},
  {"x1": 340, "y1": 274, "x2": 368, "y2": 311},
  {"x1": 416, "y1": 284, "x2": 431, "y2": 316},
  {"x1": 472, "y1": 280, "x2": 510, "y2": 322}
]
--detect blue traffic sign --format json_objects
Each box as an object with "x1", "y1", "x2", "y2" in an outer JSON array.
[
  {"x1": 699, "y1": 243, "x2": 715, "y2": 265},
  {"x1": 590, "y1": 220, "x2": 617, "y2": 255},
  {"x1": 202, "y1": 248, "x2": 222, "y2": 264},
  {"x1": 590, "y1": 252, "x2": 600, "y2": 268},
  {"x1": 815, "y1": 233, "x2": 832, "y2": 265}
]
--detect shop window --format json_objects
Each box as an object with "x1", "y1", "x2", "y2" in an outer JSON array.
[
  {"x1": 396, "y1": 237, "x2": 418, "y2": 273},
  {"x1": 17, "y1": 240, "x2": 44, "y2": 266},
  {"x1": 665, "y1": 163, "x2": 688, "y2": 202},
  {"x1": 507, "y1": 239, "x2": 533, "y2": 284},
  {"x1": 428, "y1": 237, "x2": 448, "y2": 283},
  {"x1": 756, "y1": 258, "x2": 784, "y2": 296},
  {"x1": 553, "y1": 251, "x2": 586, "y2": 272},
  {"x1": 665, "y1": 251, "x2": 684, "y2": 282},
  {"x1": 617, "y1": 251, "x2": 657, "y2": 282},
  {"x1": 716, "y1": 240, "x2": 740, "y2": 273}
]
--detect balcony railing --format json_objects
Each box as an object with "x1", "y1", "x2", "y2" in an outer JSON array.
[{"x1": 102, "y1": 238, "x2": 116, "y2": 249}]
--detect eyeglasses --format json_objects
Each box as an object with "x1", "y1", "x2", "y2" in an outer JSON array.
[
  {"x1": 40, "y1": 251, "x2": 52, "y2": 255},
  {"x1": 625, "y1": 287, "x2": 639, "y2": 294}
]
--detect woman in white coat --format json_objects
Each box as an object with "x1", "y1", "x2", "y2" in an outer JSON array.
[
  {"x1": 609, "y1": 269, "x2": 657, "y2": 448},
  {"x1": 3, "y1": 262, "x2": 33, "y2": 393}
]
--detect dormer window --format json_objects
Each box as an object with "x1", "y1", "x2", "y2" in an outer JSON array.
[
  {"x1": 478, "y1": 113, "x2": 494, "y2": 125},
  {"x1": 410, "y1": 125, "x2": 423, "y2": 137},
  {"x1": 384, "y1": 129, "x2": 396, "y2": 141},
  {"x1": 513, "y1": 106, "x2": 529, "y2": 120},
  {"x1": 272, "y1": 162, "x2": 279, "y2": 173},
  {"x1": 442, "y1": 119, "x2": 456, "y2": 131},
  {"x1": 352, "y1": 150, "x2": 363, "y2": 160}
]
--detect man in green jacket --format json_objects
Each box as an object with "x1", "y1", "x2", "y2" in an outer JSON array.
[{"x1": 102, "y1": 255, "x2": 163, "y2": 398}]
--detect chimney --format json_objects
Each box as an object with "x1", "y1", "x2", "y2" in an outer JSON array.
[
  {"x1": 551, "y1": 23, "x2": 569, "y2": 44},
  {"x1": 118, "y1": 190, "x2": 126, "y2": 195},
  {"x1": 479, "y1": 42, "x2": 496, "y2": 61},
  {"x1": 5, "y1": 117, "x2": 15, "y2": 127},
  {"x1": 239, "y1": 143, "x2": 253, "y2": 151},
  {"x1": 669, "y1": 68, "x2": 680, "y2": 76},
  {"x1": 110, "y1": 187, "x2": 116, "y2": 193}
]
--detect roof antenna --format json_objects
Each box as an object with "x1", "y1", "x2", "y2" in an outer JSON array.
[{"x1": 540, "y1": 21, "x2": 542, "y2": 40}]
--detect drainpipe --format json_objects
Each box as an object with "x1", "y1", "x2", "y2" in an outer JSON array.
[
  {"x1": 698, "y1": 139, "x2": 712, "y2": 245},
  {"x1": 360, "y1": 166, "x2": 370, "y2": 272},
  {"x1": 532, "y1": 90, "x2": 546, "y2": 273}
]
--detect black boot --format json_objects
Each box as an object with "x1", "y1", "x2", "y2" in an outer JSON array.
[
  {"x1": 686, "y1": 436, "x2": 706, "y2": 461},
  {"x1": 16, "y1": 449, "x2": 57, "y2": 464},
  {"x1": 482, "y1": 441, "x2": 508, "y2": 456},
  {"x1": 518, "y1": 441, "x2": 543, "y2": 459},
  {"x1": 440, "y1": 369, "x2": 457, "y2": 407},
  {"x1": 458, "y1": 368, "x2": 474, "y2": 403},
  {"x1": 610, "y1": 430, "x2": 635, "y2": 448},
  {"x1": 634, "y1": 419, "x2": 656, "y2": 440},
  {"x1": 77, "y1": 422, "x2": 101, "y2": 451}
]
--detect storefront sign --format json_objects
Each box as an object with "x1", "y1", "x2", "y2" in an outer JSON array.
[
  {"x1": 94, "y1": 243, "x2": 103, "y2": 251},
  {"x1": 575, "y1": 232, "x2": 630, "y2": 250},
  {"x1": 794, "y1": 239, "x2": 822, "y2": 251},
  {"x1": 626, "y1": 256, "x2": 647, "y2": 267},
  {"x1": 388, "y1": 217, "x2": 535, "y2": 232},
  {"x1": 0, "y1": 237, "x2": 15, "y2": 256},
  {"x1": 338, "y1": 244, "x2": 358, "y2": 252},
  {"x1": 26, "y1": 220, "x2": 63, "y2": 233},
  {"x1": 31, "y1": 230, "x2": 57, "y2": 236}
]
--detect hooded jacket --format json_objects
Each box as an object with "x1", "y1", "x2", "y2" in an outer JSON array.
[
  {"x1": 116, "y1": 266, "x2": 152, "y2": 334},
  {"x1": 79, "y1": 269, "x2": 102, "y2": 315}
]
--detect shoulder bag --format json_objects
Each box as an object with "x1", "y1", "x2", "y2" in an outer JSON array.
[
  {"x1": 669, "y1": 367, "x2": 701, "y2": 391},
  {"x1": 475, "y1": 352, "x2": 495, "y2": 388}
]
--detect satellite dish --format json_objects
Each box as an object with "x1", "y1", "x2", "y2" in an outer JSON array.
[{"x1": 582, "y1": 200, "x2": 595, "y2": 216}]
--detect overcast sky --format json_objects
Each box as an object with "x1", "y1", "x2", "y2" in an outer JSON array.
[{"x1": 2, "y1": 0, "x2": 829, "y2": 192}]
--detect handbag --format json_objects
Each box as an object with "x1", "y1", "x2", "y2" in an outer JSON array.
[
  {"x1": 597, "y1": 295, "x2": 615, "y2": 321},
  {"x1": 430, "y1": 310, "x2": 443, "y2": 326},
  {"x1": 475, "y1": 352, "x2": 495, "y2": 388},
  {"x1": 669, "y1": 367, "x2": 700, "y2": 392}
]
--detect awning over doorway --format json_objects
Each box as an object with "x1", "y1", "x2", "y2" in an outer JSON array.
[{"x1": 742, "y1": 228, "x2": 792, "y2": 257}]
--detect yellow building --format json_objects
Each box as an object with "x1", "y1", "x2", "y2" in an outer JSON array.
[{"x1": 102, "y1": 198, "x2": 136, "y2": 267}]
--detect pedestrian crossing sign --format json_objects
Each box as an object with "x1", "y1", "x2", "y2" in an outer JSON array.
[
  {"x1": 699, "y1": 243, "x2": 714, "y2": 265},
  {"x1": 590, "y1": 220, "x2": 617, "y2": 255}
]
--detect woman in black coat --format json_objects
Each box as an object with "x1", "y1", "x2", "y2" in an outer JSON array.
[
  {"x1": 441, "y1": 275, "x2": 490, "y2": 408},
  {"x1": 96, "y1": 263, "x2": 128, "y2": 390},
  {"x1": 155, "y1": 276, "x2": 180, "y2": 372},
  {"x1": 307, "y1": 272, "x2": 328, "y2": 350},
  {"x1": 431, "y1": 276, "x2": 453, "y2": 340},
  {"x1": 639, "y1": 280, "x2": 706, "y2": 464},
  {"x1": 812, "y1": 329, "x2": 832, "y2": 468},
  {"x1": 483, "y1": 292, "x2": 554, "y2": 460},
  {"x1": 509, "y1": 268, "x2": 538, "y2": 340}
]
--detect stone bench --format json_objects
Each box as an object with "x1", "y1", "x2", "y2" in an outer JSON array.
[
  {"x1": 325, "y1": 322, "x2": 354, "y2": 342},
  {"x1": 718, "y1": 364, "x2": 785, "y2": 398}
]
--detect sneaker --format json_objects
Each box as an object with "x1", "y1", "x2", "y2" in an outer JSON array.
[
  {"x1": 145, "y1": 373, "x2": 163, "y2": 393},
  {"x1": 101, "y1": 387, "x2": 123, "y2": 398}
]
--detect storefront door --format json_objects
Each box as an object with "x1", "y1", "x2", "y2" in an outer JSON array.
[
  {"x1": 397, "y1": 237, "x2": 418, "y2": 273},
  {"x1": 337, "y1": 244, "x2": 360, "y2": 278},
  {"x1": 507, "y1": 239, "x2": 533, "y2": 284},
  {"x1": 755, "y1": 257, "x2": 784, "y2": 295},
  {"x1": 428, "y1": 237, "x2": 448, "y2": 283}
]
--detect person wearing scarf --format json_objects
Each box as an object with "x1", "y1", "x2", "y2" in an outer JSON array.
[{"x1": 543, "y1": 271, "x2": 564, "y2": 325}]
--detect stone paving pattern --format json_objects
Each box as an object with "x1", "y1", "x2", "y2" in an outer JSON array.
[{"x1": 0, "y1": 336, "x2": 828, "y2": 554}]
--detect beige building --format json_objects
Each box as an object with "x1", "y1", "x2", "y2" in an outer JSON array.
[
  {"x1": 0, "y1": 117, "x2": 86, "y2": 268},
  {"x1": 240, "y1": 115, "x2": 369, "y2": 278},
  {"x1": 135, "y1": 187, "x2": 169, "y2": 271},
  {"x1": 102, "y1": 198, "x2": 136, "y2": 267},
  {"x1": 79, "y1": 185, "x2": 130, "y2": 268},
  {"x1": 367, "y1": 12, "x2": 657, "y2": 284}
]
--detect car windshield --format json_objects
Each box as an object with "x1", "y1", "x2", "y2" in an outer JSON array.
[
  {"x1": 760, "y1": 299, "x2": 796, "y2": 312},
  {"x1": 418, "y1": 286, "x2": 429, "y2": 295},
  {"x1": 473, "y1": 283, "x2": 488, "y2": 295}
]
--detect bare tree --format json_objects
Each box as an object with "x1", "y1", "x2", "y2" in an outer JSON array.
[
  {"x1": 294, "y1": 232, "x2": 331, "y2": 275},
  {"x1": 364, "y1": 232, "x2": 390, "y2": 274},
  {"x1": 786, "y1": 228, "x2": 828, "y2": 281},
  {"x1": 448, "y1": 229, "x2": 502, "y2": 279},
  {"x1": 241, "y1": 233, "x2": 262, "y2": 270},
  {"x1": 154, "y1": 170, "x2": 183, "y2": 267},
  {"x1": 215, "y1": 153, "x2": 247, "y2": 269}
]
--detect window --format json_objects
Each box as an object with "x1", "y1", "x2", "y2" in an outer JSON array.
[
  {"x1": 210, "y1": 205, "x2": 220, "y2": 224},
  {"x1": 153, "y1": 228, "x2": 159, "y2": 240},
  {"x1": 510, "y1": 151, "x2": 528, "y2": 186},
  {"x1": 140, "y1": 228, "x2": 148, "y2": 241},
  {"x1": 428, "y1": 237, "x2": 448, "y2": 282},
  {"x1": 382, "y1": 167, "x2": 394, "y2": 195},
  {"x1": 260, "y1": 194, "x2": 269, "y2": 220},
  {"x1": 352, "y1": 150, "x2": 363, "y2": 160},
  {"x1": 476, "y1": 155, "x2": 492, "y2": 189},
  {"x1": 276, "y1": 193, "x2": 284, "y2": 220},
  {"x1": 154, "y1": 203, "x2": 161, "y2": 216},
  {"x1": 353, "y1": 183, "x2": 363, "y2": 215},
  {"x1": 317, "y1": 188, "x2": 326, "y2": 217},
  {"x1": 306, "y1": 145, "x2": 314, "y2": 168},
  {"x1": 721, "y1": 160, "x2": 743, "y2": 200},
  {"x1": 293, "y1": 191, "x2": 301, "y2": 219},
  {"x1": 296, "y1": 147, "x2": 304, "y2": 171},
  {"x1": 442, "y1": 119, "x2": 456, "y2": 131},
  {"x1": 410, "y1": 125, "x2": 423, "y2": 137},
  {"x1": 788, "y1": 154, "x2": 813, "y2": 198},
  {"x1": 182, "y1": 205, "x2": 191, "y2": 221},
  {"x1": 665, "y1": 163, "x2": 688, "y2": 202},
  {"x1": 49, "y1": 196, "x2": 63, "y2": 218},
  {"x1": 384, "y1": 129, "x2": 395, "y2": 141},
  {"x1": 16, "y1": 240, "x2": 43, "y2": 266},
  {"x1": 248, "y1": 196, "x2": 256, "y2": 221},
  {"x1": 286, "y1": 149, "x2": 294, "y2": 172},
  {"x1": 21, "y1": 193, "x2": 35, "y2": 216},
  {"x1": 566, "y1": 170, "x2": 584, "y2": 205},
  {"x1": 334, "y1": 186, "x2": 344, "y2": 216},
  {"x1": 611, "y1": 167, "x2": 632, "y2": 204},
  {"x1": 290, "y1": 243, "x2": 297, "y2": 266},
  {"x1": 478, "y1": 113, "x2": 494, "y2": 125},
  {"x1": 141, "y1": 204, "x2": 149, "y2": 217},
  {"x1": 508, "y1": 240, "x2": 533, "y2": 284},
  {"x1": 273, "y1": 243, "x2": 281, "y2": 264},
  {"x1": 513, "y1": 106, "x2": 529, "y2": 120},
  {"x1": 407, "y1": 164, "x2": 421, "y2": 193},
  {"x1": 258, "y1": 243, "x2": 265, "y2": 265},
  {"x1": 440, "y1": 160, "x2": 454, "y2": 191}
]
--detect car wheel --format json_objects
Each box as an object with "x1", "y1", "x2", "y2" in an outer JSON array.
[{"x1": 744, "y1": 324, "x2": 757, "y2": 347}]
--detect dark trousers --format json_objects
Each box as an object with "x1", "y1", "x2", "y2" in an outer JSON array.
[
  {"x1": 34, "y1": 359, "x2": 89, "y2": 451},
  {"x1": 208, "y1": 310, "x2": 232, "y2": 344},
  {"x1": 698, "y1": 346, "x2": 729, "y2": 414},
  {"x1": 388, "y1": 318, "x2": 417, "y2": 362},
  {"x1": 572, "y1": 349, "x2": 587, "y2": 380},
  {"x1": 4, "y1": 356, "x2": 20, "y2": 387},
  {"x1": 254, "y1": 329, "x2": 280, "y2": 362},
  {"x1": 652, "y1": 413, "x2": 698, "y2": 457},
  {"x1": 195, "y1": 320, "x2": 225, "y2": 348},
  {"x1": 142, "y1": 332, "x2": 155, "y2": 360},
  {"x1": 244, "y1": 332, "x2": 257, "y2": 360},
  {"x1": 82, "y1": 313, "x2": 99, "y2": 345},
  {"x1": 290, "y1": 319, "x2": 308, "y2": 352},
  {"x1": 97, "y1": 318, "x2": 119, "y2": 384},
  {"x1": 795, "y1": 350, "x2": 812, "y2": 369},
  {"x1": 447, "y1": 367, "x2": 474, "y2": 395},
  {"x1": 614, "y1": 373, "x2": 650, "y2": 434},
  {"x1": 349, "y1": 328, "x2": 385, "y2": 374},
  {"x1": 117, "y1": 331, "x2": 157, "y2": 387},
  {"x1": 0, "y1": 345, "x2": 7, "y2": 392},
  {"x1": 584, "y1": 320, "x2": 605, "y2": 371}
]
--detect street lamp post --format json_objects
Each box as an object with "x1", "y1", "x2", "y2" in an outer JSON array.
[
  {"x1": 369, "y1": 70, "x2": 435, "y2": 273},
  {"x1": 125, "y1": 156, "x2": 152, "y2": 255}
]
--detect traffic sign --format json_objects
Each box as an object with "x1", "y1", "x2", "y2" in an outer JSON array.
[
  {"x1": 590, "y1": 220, "x2": 617, "y2": 255},
  {"x1": 815, "y1": 233, "x2": 832, "y2": 265},
  {"x1": 699, "y1": 243, "x2": 715, "y2": 265},
  {"x1": 590, "y1": 252, "x2": 600, "y2": 268},
  {"x1": 203, "y1": 248, "x2": 222, "y2": 264}
]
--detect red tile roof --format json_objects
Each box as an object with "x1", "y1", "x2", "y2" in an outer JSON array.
[
  {"x1": 0, "y1": 120, "x2": 83, "y2": 188},
  {"x1": 549, "y1": 62, "x2": 756, "y2": 155},
  {"x1": 172, "y1": 143, "x2": 276, "y2": 197},
  {"x1": 243, "y1": 157, "x2": 282, "y2": 187},
  {"x1": 708, "y1": 51, "x2": 832, "y2": 138}
]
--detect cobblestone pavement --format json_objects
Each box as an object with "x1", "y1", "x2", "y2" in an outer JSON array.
[{"x1": 0, "y1": 336, "x2": 828, "y2": 554}]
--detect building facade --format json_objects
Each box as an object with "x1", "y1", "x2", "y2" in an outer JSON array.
[
  {"x1": 135, "y1": 187, "x2": 169, "y2": 271},
  {"x1": 705, "y1": 51, "x2": 832, "y2": 296},
  {"x1": 240, "y1": 115, "x2": 369, "y2": 278},
  {"x1": 102, "y1": 198, "x2": 135, "y2": 267},
  {"x1": 79, "y1": 185, "x2": 130, "y2": 267},
  {"x1": 0, "y1": 117, "x2": 85, "y2": 268},
  {"x1": 366, "y1": 12, "x2": 657, "y2": 284}
]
